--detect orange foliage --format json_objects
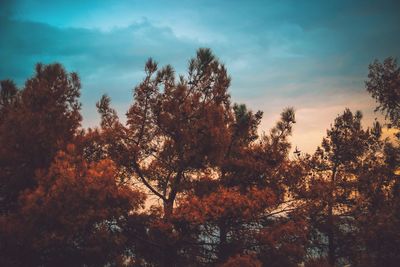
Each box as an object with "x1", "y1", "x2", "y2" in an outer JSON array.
[
  {"x1": 0, "y1": 145, "x2": 145, "y2": 266},
  {"x1": 174, "y1": 187, "x2": 276, "y2": 224},
  {"x1": 1, "y1": 52, "x2": 398, "y2": 267},
  {"x1": 220, "y1": 253, "x2": 262, "y2": 267}
]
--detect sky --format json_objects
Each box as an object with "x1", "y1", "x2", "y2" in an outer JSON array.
[{"x1": 1, "y1": 0, "x2": 400, "y2": 153}]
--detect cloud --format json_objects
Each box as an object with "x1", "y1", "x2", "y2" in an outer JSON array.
[
  {"x1": 0, "y1": 18, "x2": 196, "y2": 80},
  {"x1": 2, "y1": 0, "x2": 400, "y2": 152},
  {"x1": 0, "y1": 16, "x2": 204, "y2": 126}
]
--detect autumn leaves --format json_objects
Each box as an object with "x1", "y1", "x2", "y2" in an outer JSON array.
[{"x1": 0, "y1": 50, "x2": 399, "y2": 266}]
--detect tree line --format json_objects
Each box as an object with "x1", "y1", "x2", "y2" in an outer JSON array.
[{"x1": 0, "y1": 49, "x2": 399, "y2": 267}]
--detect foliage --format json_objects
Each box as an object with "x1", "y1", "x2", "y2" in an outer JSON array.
[
  {"x1": 0, "y1": 63, "x2": 81, "y2": 213},
  {"x1": 0, "y1": 51, "x2": 399, "y2": 267},
  {"x1": 304, "y1": 109, "x2": 373, "y2": 265},
  {"x1": 366, "y1": 57, "x2": 400, "y2": 128},
  {"x1": 0, "y1": 145, "x2": 145, "y2": 266}
]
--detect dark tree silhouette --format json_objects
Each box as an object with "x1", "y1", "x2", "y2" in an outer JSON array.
[
  {"x1": 0, "y1": 64, "x2": 81, "y2": 214},
  {"x1": 353, "y1": 56, "x2": 400, "y2": 267},
  {"x1": 366, "y1": 57, "x2": 400, "y2": 128}
]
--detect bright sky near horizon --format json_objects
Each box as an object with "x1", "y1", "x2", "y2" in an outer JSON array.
[{"x1": 1, "y1": 0, "x2": 399, "y2": 153}]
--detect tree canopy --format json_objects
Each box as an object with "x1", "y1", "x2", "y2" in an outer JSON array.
[{"x1": 0, "y1": 50, "x2": 399, "y2": 267}]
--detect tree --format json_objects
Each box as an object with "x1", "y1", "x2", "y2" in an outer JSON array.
[
  {"x1": 366, "y1": 57, "x2": 400, "y2": 128},
  {"x1": 171, "y1": 107, "x2": 308, "y2": 267},
  {"x1": 0, "y1": 63, "x2": 81, "y2": 214},
  {"x1": 87, "y1": 49, "x2": 308, "y2": 266},
  {"x1": 0, "y1": 145, "x2": 146, "y2": 266},
  {"x1": 85, "y1": 48, "x2": 232, "y2": 266},
  {"x1": 305, "y1": 109, "x2": 372, "y2": 266},
  {"x1": 0, "y1": 79, "x2": 18, "y2": 119},
  {"x1": 352, "y1": 133, "x2": 400, "y2": 266},
  {"x1": 352, "y1": 57, "x2": 400, "y2": 266},
  {"x1": 7, "y1": 49, "x2": 400, "y2": 266}
]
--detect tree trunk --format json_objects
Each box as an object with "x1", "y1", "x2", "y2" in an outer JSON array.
[
  {"x1": 327, "y1": 166, "x2": 337, "y2": 267},
  {"x1": 218, "y1": 222, "x2": 229, "y2": 264},
  {"x1": 163, "y1": 199, "x2": 174, "y2": 221},
  {"x1": 327, "y1": 200, "x2": 335, "y2": 266},
  {"x1": 162, "y1": 199, "x2": 176, "y2": 267}
]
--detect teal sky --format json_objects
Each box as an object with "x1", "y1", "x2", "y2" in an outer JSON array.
[{"x1": 1, "y1": 0, "x2": 399, "y2": 152}]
